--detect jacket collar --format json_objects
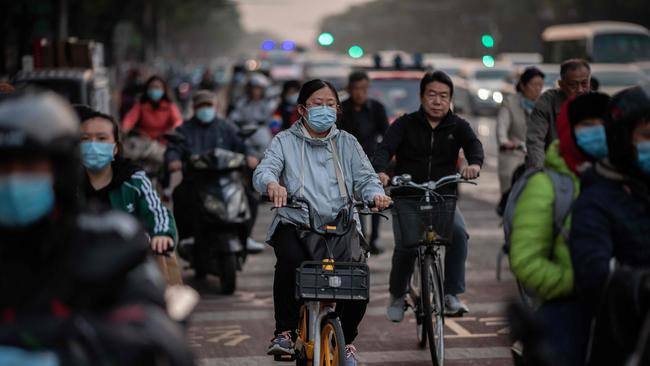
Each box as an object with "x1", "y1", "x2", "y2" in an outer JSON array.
[
  {"x1": 289, "y1": 119, "x2": 339, "y2": 145},
  {"x1": 416, "y1": 108, "x2": 455, "y2": 130}
]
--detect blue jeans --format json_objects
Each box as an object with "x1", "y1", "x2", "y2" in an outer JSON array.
[{"x1": 388, "y1": 198, "x2": 469, "y2": 297}]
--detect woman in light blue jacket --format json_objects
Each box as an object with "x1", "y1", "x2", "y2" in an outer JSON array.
[{"x1": 254, "y1": 79, "x2": 391, "y2": 365}]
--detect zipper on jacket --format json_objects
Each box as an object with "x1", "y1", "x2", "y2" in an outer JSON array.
[{"x1": 427, "y1": 130, "x2": 434, "y2": 180}]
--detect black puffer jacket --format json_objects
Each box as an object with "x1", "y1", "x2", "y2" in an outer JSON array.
[{"x1": 373, "y1": 108, "x2": 484, "y2": 195}]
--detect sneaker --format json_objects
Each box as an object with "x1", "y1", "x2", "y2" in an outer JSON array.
[
  {"x1": 344, "y1": 344, "x2": 358, "y2": 366},
  {"x1": 246, "y1": 237, "x2": 265, "y2": 255},
  {"x1": 444, "y1": 294, "x2": 469, "y2": 316},
  {"x1": 267, "y1": 332, "x2": 294, "y2": 355},
  {"x1": 386, "y1": 294, "x2": 406, "y2": 322}
]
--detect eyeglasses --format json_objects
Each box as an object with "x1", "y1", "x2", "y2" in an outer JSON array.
[{"x1": 305, "y1": 102, "x2": 339, "y2": 109}]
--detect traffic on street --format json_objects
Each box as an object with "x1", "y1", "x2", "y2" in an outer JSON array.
[{"x1": 2, "y1": 1, "x2": 650, "y2": 366}]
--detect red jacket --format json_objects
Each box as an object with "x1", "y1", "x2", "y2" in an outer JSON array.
[{"x1": 122, "y1": 100, "x2": 183, "y2": 142}]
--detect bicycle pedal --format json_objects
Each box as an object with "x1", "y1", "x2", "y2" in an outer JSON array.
[{"x1": 273, "y1": 354, "x2": 296, "y2": 362}]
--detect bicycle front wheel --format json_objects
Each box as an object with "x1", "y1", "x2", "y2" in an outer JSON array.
[
  {"x1": 320, "y1": 317, "x2": 346, "y2": 366},
  {"x1": 421, "y1": 253, "x2": 445, "y2": 366}
]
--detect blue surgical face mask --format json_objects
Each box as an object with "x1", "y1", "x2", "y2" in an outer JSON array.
[
  {"x1": 636, "y1": 141, "x2": 650, "y2": 175},
  {"x1": 306, "y1": 106, "x2": 337, "y2": 133},
  {"x1": 575, "y1": 125, "x2": 608, "y2": 160},
  {"x1": 0, "y1": 174, "x2": 54, "y2": 227},
  {"x1": 147, "y1": 88, "x2": 164, "y2": 101},
  {"x1": 286, "y1": 94, "x2": 299, "y2": 105},
  {"x1": 81, "y1": 142, "x2": 115, "y2": 171},
  {"x1": 196, "y1": 107, "x2": 216, "y2": 123}
]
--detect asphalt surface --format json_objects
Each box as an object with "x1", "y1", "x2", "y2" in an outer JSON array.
[{"x1": 182, "y1": 115, "x2": 520, "y2": 365}]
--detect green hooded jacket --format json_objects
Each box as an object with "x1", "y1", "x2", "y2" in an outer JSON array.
[
  {"x1": 510, "y1": 140, "x2": 579, "y2": 301},
  {"x1": 84, "y1": 159, "x2": 177, "y2": 242}
]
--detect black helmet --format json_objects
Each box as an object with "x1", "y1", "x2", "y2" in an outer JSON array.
[
  {"x1": 0, "y1": 92, "x2": 81, "y2": 213},
  {"x1": 606, "y1": 83, "x2": 650, "y2": 180}
]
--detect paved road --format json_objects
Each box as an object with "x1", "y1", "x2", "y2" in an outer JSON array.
[{"x1": 182, "y1": 116, "x2": 520, "y2": 365}]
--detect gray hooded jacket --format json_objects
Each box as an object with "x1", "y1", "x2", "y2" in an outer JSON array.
[{"x1": 253, "y1": 120, "x2": 384, "y2": 242}]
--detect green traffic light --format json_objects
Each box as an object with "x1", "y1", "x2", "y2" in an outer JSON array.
[
  {"x1": 482, "y1": 55, "x2": 495, "y2": 68},
  {"x1": 348, "y1": 45, "x2": 364, "y2": 59},
  {"x1": 481, "y1": 34, "x2": 494, "y2": 48},
  {"x1": 318, "y1": 32, "x2": 334, "y2": 47}
]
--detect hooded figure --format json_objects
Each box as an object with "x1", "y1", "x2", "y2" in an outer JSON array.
[
  {"x1": 510, "y1": 92, "x2": 611, "y2": 365},
  {"x1": 569, "y1": 84, "x2": 650, "y2": 366}
]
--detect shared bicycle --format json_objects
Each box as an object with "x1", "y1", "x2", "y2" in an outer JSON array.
[
  {"x1": 390, "y1": 173, "x2": 476, "y2": 366},
  {"x1": 269, "y1": 197, "x2": 389, "y2": 366}
]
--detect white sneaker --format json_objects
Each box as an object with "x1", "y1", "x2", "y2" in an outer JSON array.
[
  {"x1": 444, "y1": 294, "x2": 469, "y2": 316},
  {"x1": 344, "y1": 344, "x2": 358, "y2": 366},
  {"x1": 246, "y1": 237, "x2": 265, "y2": 254},
  {"x1": 386, "y1": 294, "x2": 406, "y2": 322}
]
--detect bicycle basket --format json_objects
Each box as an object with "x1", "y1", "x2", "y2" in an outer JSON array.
[
  {"x1": 296, "y1": 261, "x2": 369, "y2": 302},
  {"x1": 394, "y1": 195, "x2": 457, "y2": 244}
]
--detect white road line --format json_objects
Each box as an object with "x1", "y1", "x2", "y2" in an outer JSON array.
[
  {"x1": 197, "y1": 347, "x2": 511, "y2": 365},
  {"x1": 190, "y1": 302, "x2": 509, "y2": 323}
]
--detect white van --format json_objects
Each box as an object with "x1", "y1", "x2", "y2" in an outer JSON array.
[{"x1": 542, "y1": 21, "x2": 650, "y2": 63}]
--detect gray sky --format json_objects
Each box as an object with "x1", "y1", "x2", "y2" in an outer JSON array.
[{"x1": 234, "y1": 0, "x2": 373, "y2": 47}]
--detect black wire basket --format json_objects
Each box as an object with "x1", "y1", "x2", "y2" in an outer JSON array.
[
  {"x1": 296, "y1": 261, "x2": 370, "y2": 302},
  {"x1": 393, "y1": 195, "x2": 457, "y2": 245}
]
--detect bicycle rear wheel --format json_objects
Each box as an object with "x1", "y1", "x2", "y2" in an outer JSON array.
[
  {"x1": 320, "y1": 317, "x2": 346, "y2": 366},
  {"x1": 421, "y1": 253, "x2": 445, "y2": 366}
]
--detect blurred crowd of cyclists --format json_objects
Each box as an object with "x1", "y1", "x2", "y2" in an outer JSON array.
[{"x1": 0, "y1": 53, "x2": 649, "y2": 366}]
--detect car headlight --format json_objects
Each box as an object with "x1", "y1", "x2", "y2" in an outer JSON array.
[
  {"x1": 477, "y1": 88, "x2": 490, "y2": 100},
  {"x1": 492, "y1": 91, "x2": 503, "y2": 104}
]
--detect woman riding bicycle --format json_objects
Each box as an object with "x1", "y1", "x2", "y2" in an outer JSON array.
[{"x1": 253, "y1": 79, "x2": 391, "y2": 366}]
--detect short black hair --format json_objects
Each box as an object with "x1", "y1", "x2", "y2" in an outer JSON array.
[
  {"x1": 568, "y1": 92, "x2": 610, "y2": 127},
  {"x1": 560, "y1": 59, "x2": 590, "y2": 79},
  {"x1": 142, "y1": 75, "x2": 171, "y2": 103},
  {"x1": 73, "y1": 104, "x2": 121, "y2": 145},
  {"x1": 297, "y1": 79, "x2": 341, "y2": 107},
  {"x1": 348, "y1": 71, "x2": 369, "y2": 85},
  {"x1": 420, "y1": 70, "x2": 454, "y2": 97},
  {"x1": 517, "y1": 67, "x2": 545, "y2": 93},
  {"x1": 281, "y1": 79, "x2": 301, "y2": 98}
]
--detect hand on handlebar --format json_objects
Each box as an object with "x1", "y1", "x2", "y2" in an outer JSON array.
[
  {"x1": 267, "y1": 182, "x2": 288, "y2": 208},
  {"x1": 372, "y1": 194, "x2": 393, "y2": 212},
  {"x1": 151, "y1": 235, "x2": 174, "y2": 254},
  {"x1": 461, "y1": 164, "x2": 481, "y2": 180},
  {"x1": 378, "y1": 172, "x2": 391, "y2": 187}
]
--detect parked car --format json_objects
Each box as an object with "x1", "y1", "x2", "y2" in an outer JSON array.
[
  {"x1": 590, "y1": 63, "x2": 650, "y2": 95},
  {"x1": 14, "y1": 68, "x2": 111, "y2": 113},
  {"x1": 367, "y1": 69, "x2": 425, "y2": 123},
  {"x1": 454, "y1": 62, "x2": 514, "y2": 116}
]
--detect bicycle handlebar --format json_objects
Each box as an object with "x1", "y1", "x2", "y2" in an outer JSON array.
[
  {"x1": 260, "y1": 195, "x2": 392, "y2": 235},
  {"x1": 390, "y1": 173, "x2": 477, "y2": 193}
]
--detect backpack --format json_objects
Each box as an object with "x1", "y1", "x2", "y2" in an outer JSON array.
[
  {"x1": 503, "y1": 167, "x2": 575, "y2": 252},
  {"x1": 497, "y1": 167, "x2": 575, "y2": 307}
]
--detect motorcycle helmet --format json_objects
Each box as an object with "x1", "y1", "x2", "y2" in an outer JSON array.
[
  {"x1": 606, "y1": 83, "x2": 650, "y2": 181},
  {"x1": 0, "y1": 91, "x2": 81, "y2": 216}
]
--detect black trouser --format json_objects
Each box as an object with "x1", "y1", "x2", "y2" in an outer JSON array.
[
  {"x1": 360, "y1": 214, "x2": 381, "y2": 245},
  {"x1": 272, "y1": 224, "x2": 367, "y2": 343}
]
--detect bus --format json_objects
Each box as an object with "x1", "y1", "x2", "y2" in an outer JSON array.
[{"x1": 542, "y1": 21, "x2": 650, "y2": 63}]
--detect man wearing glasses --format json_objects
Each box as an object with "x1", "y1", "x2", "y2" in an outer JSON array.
[
  {"x1": 526, "y1": 59, "x2": 592, "y2": 169},
  {"x1": 373, "y1": 71, "x2": 484, "y2": 320}
]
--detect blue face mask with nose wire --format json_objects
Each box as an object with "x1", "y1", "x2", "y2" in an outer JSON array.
[
  {"x1": 306, "y1": 106, "x2": 337, "y2": 133},
  {"x1": 147, "y1": 88, "x2": 164, "y2": 101},
  {"x1": 196, "y1": 107, "x2": 216, "y2": 123},
  {"x1": 0, "y1": 174, "x2": 55, "y2": 227},
  {"x1": 636, "y1": 141, "x2": 650, "y2": 175},
  {"x1": 80, "y1": 142, "x2": 115, "y2": 171},
  {"x1": 575, "y1": 125, "x2": 608, "y2": 160}
]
